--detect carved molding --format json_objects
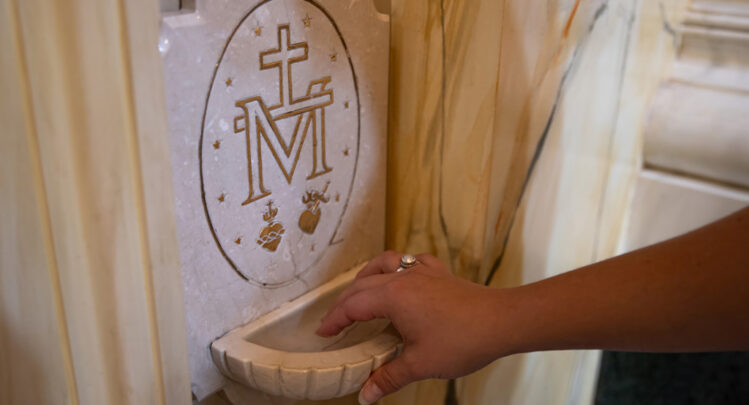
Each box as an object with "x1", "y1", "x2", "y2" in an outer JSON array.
[{"x1": 644, "y1": 0, "x2": 749, "y2": 189}]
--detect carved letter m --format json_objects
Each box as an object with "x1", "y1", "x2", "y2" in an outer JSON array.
[{"x1": 233, "y1": 95, "x2": 332, "y2": 206}]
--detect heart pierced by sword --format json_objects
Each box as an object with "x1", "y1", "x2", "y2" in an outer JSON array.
[{"x1": 299, "y1": 182, "x2": 330, "y2": 234}]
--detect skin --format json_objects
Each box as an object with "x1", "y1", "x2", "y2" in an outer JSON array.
[{"x1": 316, "y1": 206, "x2": 749, "y2": 405}]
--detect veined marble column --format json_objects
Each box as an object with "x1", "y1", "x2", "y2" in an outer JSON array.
[{"x1": 385, "y1": 0, "x2": 693, "y2": 404}]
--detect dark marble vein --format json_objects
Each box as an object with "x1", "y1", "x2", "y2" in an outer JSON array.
[{"x1": 483, "y1": 1, "x2": 611, "y2": 287}]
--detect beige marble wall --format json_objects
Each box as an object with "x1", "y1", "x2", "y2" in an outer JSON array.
[{"x1": 385, "y1": 0, "x2": 690, "y2": 404}]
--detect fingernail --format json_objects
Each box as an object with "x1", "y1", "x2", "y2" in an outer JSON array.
[{"x1": 358, "y1": 381, "x2": 383, "y2": 405}]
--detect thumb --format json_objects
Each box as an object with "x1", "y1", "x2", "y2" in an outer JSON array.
[{"x1": 358, "y1": 355, "x2": 416, "y2": 405}]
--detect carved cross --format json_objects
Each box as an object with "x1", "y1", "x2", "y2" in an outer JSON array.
[{"x1": 260, "y1": 25, "x2": 308, "y2": 109}]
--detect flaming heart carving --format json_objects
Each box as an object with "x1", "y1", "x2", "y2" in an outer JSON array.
[
  {"x1": 256, "y1": 200, "x2": 285, "y2": 252},
  {"x1": 298, "y1": 182, "x2": 330, "y2": 234}
]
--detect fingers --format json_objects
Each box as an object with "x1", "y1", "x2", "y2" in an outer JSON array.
[
  {"x1": 358, "y1": 354, "x2": 418, "y2": 405},
  {"x1": 355, "y1": 251, "x2": 402, "y2": 279},
  {"x1": 414, "y1": 253, "x2": 439, "y2": 267},
  {"x1": 324, "y1": 273, "x2": 393, "y2": 319},
  {"x1": 316, "y1": 289, "x2": 389, "y2": 337},
  {"x1": 414, "y1": 253, "x2": 449, "y2": 274}
]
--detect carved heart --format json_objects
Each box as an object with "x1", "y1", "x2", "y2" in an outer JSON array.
[
  {"x1": 257, "y1": 222, "x2": 285, "y2": 252},
  {"x1": 298, "y1": 208, "x2": 321, "y2": 234}
]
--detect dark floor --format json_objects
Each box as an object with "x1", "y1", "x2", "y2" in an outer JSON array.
[{"x1": 595, "y1": 351, "x2": 749, "y2": 405}]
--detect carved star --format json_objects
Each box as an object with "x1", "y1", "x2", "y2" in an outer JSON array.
[
  {"x1": 218, "y1": 193, "x2": 225, "y2": 203},
  {"x1": 225, "y1": 77, "x2": 233, "y2": 87},
  {"x1": 330, "y1": 53, "x2": 337, "y2": 62},
  {"x1": 303, "y1": 14, "x2": 312, "y2": 27},
  {"x1": 311, "y1": 244, "x2": 315, "y2": 252},
  {"x1": 213, "y1": 140, "x2": 221, "y2": 149},
  {"x1": 343, "y1": 147, "x2": 350, "y2": 156},
  {"x1": 335, "y1": 193, "x2": 340, "y2": 202},
  {"x1": 254, "y1": 26, "x2": 262, "y2": 36},
  {"x1": 344, "y1": 101, "x2": 349, "y2": 109},
  {"x1": 235, "y1": 237, "x2": 242, "y2": 245}
]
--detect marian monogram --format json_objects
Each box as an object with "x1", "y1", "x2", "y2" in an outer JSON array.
[
  {"x1": 200, "y1": 0, "x2": 359, "y2": 286},
  {"x1": 233, "y1": 25, "x2": 333, "y2": 206}
]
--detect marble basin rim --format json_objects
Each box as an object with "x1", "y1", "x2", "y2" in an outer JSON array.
[{"x1": 210, "y1": 263, "x2": 403, "y2": 400}]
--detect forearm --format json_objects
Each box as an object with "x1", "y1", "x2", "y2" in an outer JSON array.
[
  {"x1": 496, "y1": 206, "x2": 749, "y2": 356},
  {"x1": 320, "y1": 211, "x2": 748, "y2": 402}
]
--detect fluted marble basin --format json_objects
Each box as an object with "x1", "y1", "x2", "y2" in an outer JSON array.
[{"x1": 211, "y1": 264, "x2": 402, "y2": 400}]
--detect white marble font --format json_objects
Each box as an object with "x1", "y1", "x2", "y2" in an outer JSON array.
[{"x1": 161, "y1": 0, "x2": 389, "y2": 399}]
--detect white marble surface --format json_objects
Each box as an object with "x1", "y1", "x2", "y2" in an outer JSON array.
[
  {"x1": 645, "y1": 81, "x2": 749, "y2": 189},
  {"x1": 625, "y1": 170, "x2": 749, "y2": 251},
  {"x1": 161, "y1": 0, "x2": 389, "y2": 399}
]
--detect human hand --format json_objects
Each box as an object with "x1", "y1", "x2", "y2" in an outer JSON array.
[{"x1": 316, "y1": 251, "x2": 508, "y2": 404}]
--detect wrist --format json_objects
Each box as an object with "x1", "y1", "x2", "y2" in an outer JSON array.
[{"x1": 487, "y1": 286, "x2": 546, "y2": 359}]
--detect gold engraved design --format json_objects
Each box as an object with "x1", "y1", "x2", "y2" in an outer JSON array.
[
  {"x1": 257, "y1": 200, "x2": 285, "y2": 252},
  {"x1": 198, "y1": 0, "x2": 361, "y2": 285},
  {"x1": 233, "y1": 24, "x2": 334, "y2": 206},
  {"x1": 298, "y1": 181, "x2": 330, "y2": 234}
]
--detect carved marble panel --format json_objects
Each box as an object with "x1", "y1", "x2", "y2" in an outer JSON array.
[
  {"x1": 161, "y1": 0, "x2": 388, "y2": 399},
  {"x1": 645, "y1": 0, "x2": 749, "y2": 189}
]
